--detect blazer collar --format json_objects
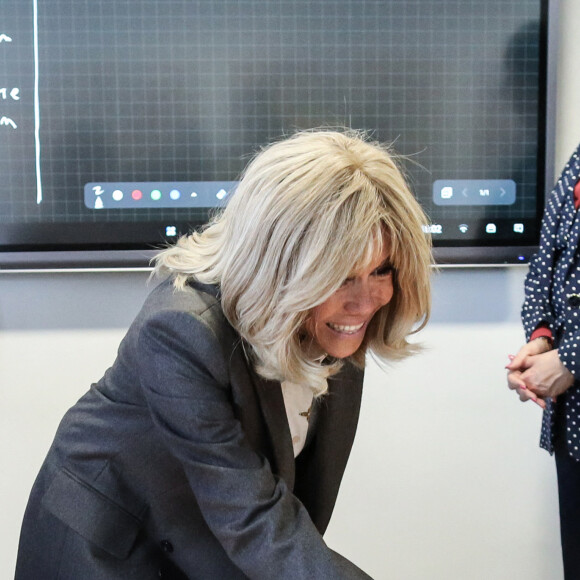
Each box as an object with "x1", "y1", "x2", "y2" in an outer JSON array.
[
  {"x1": 293, "y1": 363, "x2": 365, "y2": 532},
  {"x1": 191, "y1": 284, "x2": 296, "y2": 489},
  {"x1": 186, "y1": 278, "x2": 220, "y2": 299},
  {"x1": 248, "y1": 361, "x2": 364, "y2": 500},
  {"x1": 250, "y1": 371, "x2": 296, "y2": 490}
]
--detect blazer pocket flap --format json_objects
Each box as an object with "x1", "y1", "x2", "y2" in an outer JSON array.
[{"x1": 42, "y1": 468, "x2": 144, "y2": 559}]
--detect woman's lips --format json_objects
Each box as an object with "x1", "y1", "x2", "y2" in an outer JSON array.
[{"x1": 326, "y1": 321, "x2": 365, "y2": 334}]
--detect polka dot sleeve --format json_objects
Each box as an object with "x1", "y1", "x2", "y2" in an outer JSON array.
[
  {"x1": 521, "y1": 146, "x2": 580, "y2": 341},
  {"x1": 521, "y1": 181, "x2": 567, "y2": 340}
]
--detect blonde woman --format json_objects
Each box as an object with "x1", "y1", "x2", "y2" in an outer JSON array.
[{"x1": 16, "y1": 130, "x2": 432, "y2": 579}]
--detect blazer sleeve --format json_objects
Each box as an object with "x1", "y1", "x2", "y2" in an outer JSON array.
[{"x1": 136, "y1": 307, "x2": 372, "y2": 580}]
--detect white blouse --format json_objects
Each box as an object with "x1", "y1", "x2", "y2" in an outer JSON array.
[{"x1": 280, "y1": 381, "x2": 317, "y2": 457}]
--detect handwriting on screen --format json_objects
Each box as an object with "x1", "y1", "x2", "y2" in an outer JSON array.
[{"x1": 0, "y1": 36, "x2": 19, "y2": 129}]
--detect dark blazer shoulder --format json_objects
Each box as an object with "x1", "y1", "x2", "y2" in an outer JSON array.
[
  {"x1": 143, "y1": 276, "x2": 221, "y2": 316},
  {"x1": 134, "y1": 276, "x2": 236, "y2": 342}
]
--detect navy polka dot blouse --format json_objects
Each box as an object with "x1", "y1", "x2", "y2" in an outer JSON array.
[{"x1": 522, "y1": 144, "x2": 580, "y2": 460}]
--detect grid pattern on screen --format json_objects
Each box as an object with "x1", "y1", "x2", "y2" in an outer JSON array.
[{"x1": 1, "y1": 0, "x2": 542, "y2": 227}]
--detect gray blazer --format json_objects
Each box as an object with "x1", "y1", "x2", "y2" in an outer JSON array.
[{"x1": 16, "y1": 278, "x2": 371, "y2": 579}]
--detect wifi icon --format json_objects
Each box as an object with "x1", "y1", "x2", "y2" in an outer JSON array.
[{"x1": 458, "y1": 224, "x2": 469, "y2": 233}]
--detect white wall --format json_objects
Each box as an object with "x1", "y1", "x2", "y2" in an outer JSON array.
[{"x1": 2, "y1": 2, "x2": 580, "y2": 578}]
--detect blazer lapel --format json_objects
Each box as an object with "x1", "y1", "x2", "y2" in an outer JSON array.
[
  {"x1": 293, "y1": 363, "x2": 365, "y2": 533},
  {"x1": 250, "y1": 372, "x2": 296, "y2": 490},
  {"x1": 190, "y1": 281, "x2": 297, "y2": 489}
]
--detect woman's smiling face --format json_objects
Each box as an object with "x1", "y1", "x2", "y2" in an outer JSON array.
[{"x1": 304, "y1": 243, "x2": 394, "y2": 359}]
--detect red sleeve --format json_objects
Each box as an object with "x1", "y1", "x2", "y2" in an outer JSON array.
[{"x1": 529, "y1": 324, "x2": 553, "y2": 342}]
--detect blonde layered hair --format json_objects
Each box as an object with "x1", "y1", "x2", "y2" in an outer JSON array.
[{"x1": 155, "y1": 129, "x2": 432, "y2": 394}]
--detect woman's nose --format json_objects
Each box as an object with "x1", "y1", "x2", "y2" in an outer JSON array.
[{"x1": 343, "y1": 280, "x2": 375, "y2": 313}]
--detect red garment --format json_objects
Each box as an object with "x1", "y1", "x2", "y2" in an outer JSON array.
[{"x1": 530, "y1": 325, "x2": 553, "y2": 342}]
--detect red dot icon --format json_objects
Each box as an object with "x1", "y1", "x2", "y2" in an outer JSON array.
[{"x1": 132, "y1": 189, "x2": 143, "y2": 200}]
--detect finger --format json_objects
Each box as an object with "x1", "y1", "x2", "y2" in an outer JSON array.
[
  {"x1": 518, "y1": 384, "x2": 546, "y2": 408},
  {"x1": 507, "y1": 371, "x2": 524, "y2": 391},
  {"x1": 530, "y1": 395, "x2": 547, "y2": 409},
  {"x1": 517, "y1": 383, "x2": 533, "y2": 400},
  {"x1": 507, "y1": 352, "x2": 530, "y2": 370},
  {"x1": 516, "y1": 382, "x2": 535, "y2": 401}
]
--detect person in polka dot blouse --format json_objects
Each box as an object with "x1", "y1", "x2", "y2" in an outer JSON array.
[{"x1": 506, "y1": 143, "x2": 580, "y2": 579}]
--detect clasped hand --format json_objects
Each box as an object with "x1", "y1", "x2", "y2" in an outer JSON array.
[{"x1": 506, "y1": 339, "x2": 574, "y2": 409}]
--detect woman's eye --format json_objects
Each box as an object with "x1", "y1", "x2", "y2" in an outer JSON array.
[
  {"x1": 373, "y1": 264, "x2": 394, "y2": 277},
  {"x1": 340, "y1": 264, "x2": 393, "y2": 286}
]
